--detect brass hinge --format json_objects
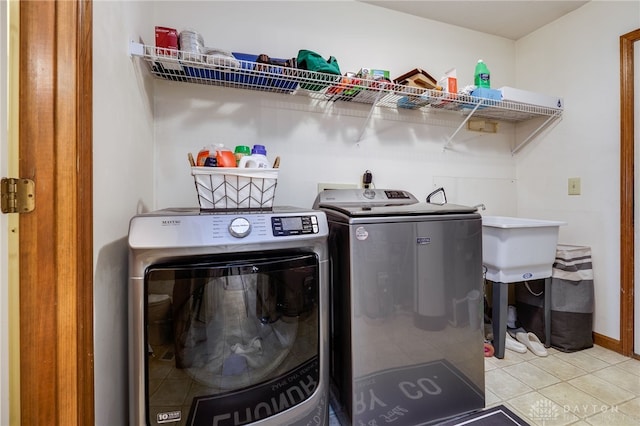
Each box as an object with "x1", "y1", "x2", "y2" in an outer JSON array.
[{"x1": 1, "y1": 178, "x2": 35, "y2": 214}]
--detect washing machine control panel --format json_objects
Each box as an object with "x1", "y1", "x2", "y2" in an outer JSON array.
[{"x1": 271, "y1": 215, "x2": 319, "y2": 236}]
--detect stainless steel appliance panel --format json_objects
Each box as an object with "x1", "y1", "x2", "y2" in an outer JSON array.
[
  {"x1": 328, "y1": 213, "x2": 484, "y2": 425},
  {"x1": 129, "y1": 208, "x2": 330, "y2": 426}
]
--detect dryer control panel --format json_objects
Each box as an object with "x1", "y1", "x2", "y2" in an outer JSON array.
[
  {"x1": 128, "y1": 207, "x2": 328, "y2": 248},
  {"x1": 272, "y1": 215, "x2": 320, "y2": 236}
]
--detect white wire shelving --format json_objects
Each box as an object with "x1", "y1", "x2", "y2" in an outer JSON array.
[{"x1": 129, "y1": 42, "x2": 563, "y2": 152}]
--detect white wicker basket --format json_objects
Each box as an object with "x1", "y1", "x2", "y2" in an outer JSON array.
[{"x1": 191, "y1": 167, "x2": 278, "y2": 210}]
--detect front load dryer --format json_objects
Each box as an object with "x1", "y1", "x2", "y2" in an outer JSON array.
[
  {"x1": 314, "y1": 189, "x2": 485, "y2": 425},
  {"x1": 128, "y1": 207, "x2": 329, "y2": 426}
]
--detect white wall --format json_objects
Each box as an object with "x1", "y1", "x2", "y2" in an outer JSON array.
[
  {"x1": 151, "y1": 1, "x2": 519, "y2": 212},
  {"x1": 91, "y1": 0, "x2": 639, "y2": 423},
  {"x1": 93, "y1": 1, "x2": 155, "y2": 424},
  {"x1": 515, "y1": 0, "x2": 640, "y2": 340}
]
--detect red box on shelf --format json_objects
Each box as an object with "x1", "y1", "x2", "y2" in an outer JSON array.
[{"x1": 155, "y1": 26, "x2": 178, "y2": 57}]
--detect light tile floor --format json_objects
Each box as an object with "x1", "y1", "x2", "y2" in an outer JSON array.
[{"x1": 485, "y1": 345, "x2": 640, "y2": 425}]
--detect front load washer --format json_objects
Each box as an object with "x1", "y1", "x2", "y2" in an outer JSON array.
[
  {"x1": 128, "y1": 207, "x2": 329, "y2": 426},
  {"x1": 313, "y1": 189, "x2": 485, "y2": 425}
]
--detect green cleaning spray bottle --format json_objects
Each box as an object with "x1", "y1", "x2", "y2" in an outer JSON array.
[{"x1": 474, "y1": 59, "x2": 490, "y2": 88}]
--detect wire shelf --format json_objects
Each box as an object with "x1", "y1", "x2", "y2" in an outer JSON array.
[{"x1": 130, "y1": 42, "x2": 563, "y2": 149}]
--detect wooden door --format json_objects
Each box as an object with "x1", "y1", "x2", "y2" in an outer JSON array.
[
  {"x1": 620, "y1": 28, "x2": 640, "y2": 358},
  {"x1": 18, "y1": 1, "x2": 94, "y2": 424}
]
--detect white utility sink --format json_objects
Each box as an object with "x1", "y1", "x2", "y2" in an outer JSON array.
[{"x1": 482, "y1": 216, "x2": 567, "y2": 283}]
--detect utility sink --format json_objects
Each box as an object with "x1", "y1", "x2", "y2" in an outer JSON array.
[{"x1": 482, "y1": 216, "x2": 567, "y2": 283}]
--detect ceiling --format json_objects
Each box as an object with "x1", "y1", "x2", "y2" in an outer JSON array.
[{"x1": 361, "y1": 1, "x2": 589, "y2": 40}]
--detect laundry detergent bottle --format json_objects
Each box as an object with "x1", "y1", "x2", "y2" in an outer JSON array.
[
  {"x1": 214, "y1": 144, "x2": 236, "y2": 167},
  {"x1": 474, "y1": 59, "x2": 490, "y2": 88},
  {"x1": 234, "y1": 145, "x2": 251, "y2": 166},
  {"x1": 238, "y1": 144, "x2": 270, "y2": 168},
  {"x1": 197, "y1": 144, "x2": 216, "y2": 166}
]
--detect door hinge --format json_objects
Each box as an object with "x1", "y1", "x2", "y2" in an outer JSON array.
[{"x1": 1, "y1": 178, "x2": 35, "y2": 214}]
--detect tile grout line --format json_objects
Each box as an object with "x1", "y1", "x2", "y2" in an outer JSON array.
[{"x1": 494, "y1": 345, "x2": 640, "y2": 425}]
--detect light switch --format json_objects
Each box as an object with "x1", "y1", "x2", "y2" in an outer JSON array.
[{"x1": 568, "y1": 177, "x2": 581, "y2": 195}]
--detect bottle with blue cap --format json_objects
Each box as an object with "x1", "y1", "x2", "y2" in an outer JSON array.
[{"x1": 238, "y1": 144, "x2": 270, "y2": 168}]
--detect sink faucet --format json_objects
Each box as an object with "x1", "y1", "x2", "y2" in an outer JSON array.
[{"x1": 473, "y1": 203, "x2": 486, "y2": 211}]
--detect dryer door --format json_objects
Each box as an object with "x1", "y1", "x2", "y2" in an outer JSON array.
[{"x1": 142, "y1": 250, "x2": 320, "y2": 426}]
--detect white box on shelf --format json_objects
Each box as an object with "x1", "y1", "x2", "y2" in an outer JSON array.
[{"x1": 499, "y1": 86, "x2": 563, "y2": 109}]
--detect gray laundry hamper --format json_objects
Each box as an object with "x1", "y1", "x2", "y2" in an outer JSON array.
[{"x1": 550, "y1": 244, "x2": 594, "y2": 352}]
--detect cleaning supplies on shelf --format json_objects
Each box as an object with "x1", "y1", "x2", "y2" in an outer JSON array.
[
  {"x1": 238, "y1": 144, "x2": 270, "y2": 169},
  {"x1": 233, "y1": 145, "x2": 251, "y2": 166},
  {"x1": 214, "y1": 144, "x2": 236, "y2": 167},
  {"x1": 195, "y1": 144, "x2": 236, "y2": 167},
  {"x1": 474, "y1": 59, "x2": 490, "y2": 88},
  {"x1": 196, "y1": 145, "x2": 215, "y2": 166},
  {"x1": 438, "y1": 68, "x2": 458, "y2": 94}
]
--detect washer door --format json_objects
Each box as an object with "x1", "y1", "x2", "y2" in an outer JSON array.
[{"x1": 143, "y1": 250, "x2": 320, "y2": 426}]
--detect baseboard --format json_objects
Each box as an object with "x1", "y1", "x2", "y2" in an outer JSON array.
[
  {"x1": 592, "y1": 332, "x2": 640, "y2": 359},
  {"x1": 593, "y1": 332, "x2": 621, "y2": 353}
]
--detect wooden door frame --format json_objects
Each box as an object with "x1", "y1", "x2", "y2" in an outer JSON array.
[
  {"x1": 19, "y1": 1, "x2": 94, "y2": 424},
  {"x1": 620, "y1": 28, "x2": 640, "y2": 357}
]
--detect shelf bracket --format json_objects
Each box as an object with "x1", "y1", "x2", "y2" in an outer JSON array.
[
  {"x1": 129, "y1": 40, "x2": 144, "y2": 57},
  {"x1": 356, "y1": 89, "x2": 388, "y2": 142},
  {"x1": 443, "y1": 100, "x2": 483, "y2": 150},
  {"x1": 511, "y1": 112, "x2": 562, "y2": 154}
]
